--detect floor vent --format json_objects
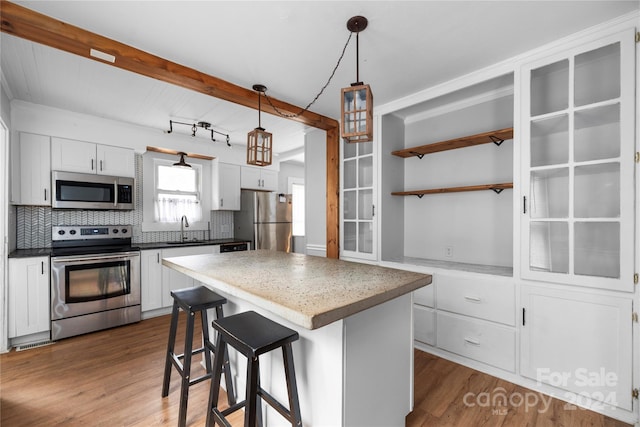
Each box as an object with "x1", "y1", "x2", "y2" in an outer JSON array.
[{"x1": 15, "y1": 340, "x2": 54, "y2": 352}]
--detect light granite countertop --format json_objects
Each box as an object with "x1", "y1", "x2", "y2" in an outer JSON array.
[{"x1": 162, "y1": 250, "x2": 432, "y2": 330}]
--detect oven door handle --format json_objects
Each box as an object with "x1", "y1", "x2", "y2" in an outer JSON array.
[{"x1": 52, "y1": 252, "x2": 140, "y2": 263}]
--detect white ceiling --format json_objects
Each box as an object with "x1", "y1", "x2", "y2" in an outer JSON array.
[{"x1": 1, "y1": 1, "x2": 638, "y2": 164}]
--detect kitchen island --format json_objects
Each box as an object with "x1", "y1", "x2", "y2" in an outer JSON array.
[{"x1": 163, "y1": 250, "x2": 432, "y2": 426}]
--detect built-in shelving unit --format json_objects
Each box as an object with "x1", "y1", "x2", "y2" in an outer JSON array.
[{"x1": 391, "y1": 127, "x2": 514, "y2": 196}]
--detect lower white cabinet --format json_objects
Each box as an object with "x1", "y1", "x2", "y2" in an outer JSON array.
[
  {"x1": 520, "y1": 284, "x2": 633, "y2": 411},
  {"x1": 140, "y1": 246, "x2": 219, "y2": 314},
  {"x1": 8, "y1": 257, "x2": 50, "y2": 338},
  {"x1": 413, "y1": 271, "x2": 516, "y2": 373},
  {"x1": 437, "y1": 312, "x2": 515, "y2": 372}
]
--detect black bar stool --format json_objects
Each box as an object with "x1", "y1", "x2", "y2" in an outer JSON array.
[
  {"x1": 206, "y1": 310, "x2": 302, "y2": 427},
  {"x1": 162, "y1": 286, "x2": 236, "y2": 427}
]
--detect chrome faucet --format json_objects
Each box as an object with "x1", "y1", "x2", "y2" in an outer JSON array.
[{"x1": 180, "y1": 215, "x2": 189, "y2": 241}]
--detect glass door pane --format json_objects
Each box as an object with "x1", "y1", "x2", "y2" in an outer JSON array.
[
  {"x1": 530, "y1": 59, "x2": 569, "y2": 116},
  {"x1": 575, "y1": 42, "x2": 620, "y2": 106},
  {"x1": 574, "y1": 104, "x2": 620, "y2": 162},
  {"x1": 574, "y1": 163, "x2": 620, "y2": 218},
  {"x1": 530, "y1": 115, "x2": 569, "y2": 167},
  {"x1": 530, "y1": 168, "x2": 569, "y2": 218},
  {"x1": 530, "y1": 221, "x2": 569, "y2": 274},
  {"x1": 574, "y1": 222, "x2": 619, "y2": 278}
]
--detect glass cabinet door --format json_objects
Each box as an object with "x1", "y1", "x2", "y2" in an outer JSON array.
[
  {"x1": 520, "y1": 29, "x2": 635, "y2": 292},
  {"x1": 341, "y1": 139, "x2": 376, "y2": 259}
]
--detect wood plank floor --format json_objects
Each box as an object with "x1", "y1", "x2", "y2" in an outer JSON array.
[{"x1": 0, "y1": 315, "x2": 631, "y2": 426}]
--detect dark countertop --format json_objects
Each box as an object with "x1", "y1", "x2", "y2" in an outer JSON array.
[{"x1": 9, "y1": 239, "x2": 250, "y2": 258}]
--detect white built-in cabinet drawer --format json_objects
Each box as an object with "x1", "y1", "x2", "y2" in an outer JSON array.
[
  {"x1": 436, "y1": 274, "x2": 514, "y2": 325},
  {"x1": 413, "y1": 305, "x2": 436, "y2": 346},
  {"x1": 413, "y1": 283, "x2": 434, "y2": 308},
  {"x1": 437, "y1": 312, "x2": 515, "y2": 372}
]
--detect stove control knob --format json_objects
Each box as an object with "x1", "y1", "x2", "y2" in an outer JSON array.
[
  {"x1": 121, "y1": 228, "x2": 128, "y2": 234},
  {"x1": 69, "y1": 229, "x2": 76, "y2": 235},
  {"x1": 57, "y1": 230, "x2": 65, "y2": 235},
  {"x1": 112, "y1": 229, "x2": 119, "y2": 234}
]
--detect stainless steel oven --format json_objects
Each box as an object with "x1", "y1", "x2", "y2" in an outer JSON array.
[{"x1": 50, "y1": 225, "x2": 140, "y2": 340}]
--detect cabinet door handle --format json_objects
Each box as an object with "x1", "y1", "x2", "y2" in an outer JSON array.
[
  {"x1": 100, "y1": 160, "x2": 103, "y2": 171},
  {"x1": 44, "y1": 189, "x2": 47, "y2": 201},
  {"x1": 41, "y1": 261, "x2": 44, "y2": 275},
  {"x1": 522, "y1": 307, "x2": 526, "y2": 326},
  {"x1": 464, "y1": 295, "x2": 482, "y2": 303},
  {"x1": 157, "y1": 253, "x2": 160, "y2": 263},
  {"x1": 523, "y1": 196, "x2": 527, "y2": 214},
  {"x1": 221, "y1": 198, "x2": 224, "y2": 207},
  {"x1": 464, "y1": 337, "x2": 480, "y2": 346},
  {"x1": 372, "y1": 205, "x2": 375, "y2": 217},
  {"x1": 91, "y1": 159, "x2": 94, "y2": 170}
]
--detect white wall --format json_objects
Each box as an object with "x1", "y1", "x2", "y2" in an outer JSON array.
[
  {"x1": 403, "y1": 95, "x2": 514, "y2": 267},
  {"x1": 278, "y1": 162, "x2": 304, "y2": 194},
  {"x1": 304, "y1": 129, "x2": 326, "y2": 256}
]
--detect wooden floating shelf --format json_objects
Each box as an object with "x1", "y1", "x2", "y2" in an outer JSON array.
[
  {"x1": 392, "y1": 183, "x2": 513, "y2": 198},
  {"x1": 391, "y1": 127, "x2": 514, "y2": 158}
]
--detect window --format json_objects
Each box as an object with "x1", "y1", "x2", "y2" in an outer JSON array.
[
  {"x1": 292, "y1": 182, "x2": 305, "y2": 236},
  {"x1": 154, "y1": 163, "x2": 202, "y2": 223},
  {"x1": 142, "y1": 152, "x2": 211, "y2": 232}
]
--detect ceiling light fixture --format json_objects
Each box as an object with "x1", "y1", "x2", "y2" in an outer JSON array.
[
  {"x1": 341, "y1": 16, "x2": 373, "y2": 143},
  {"x1": 173, "y1": 152, "x2": 192, "y2": 168},
  {"x1": 257, "y1": 16, "x2": 372, "y2": 143},
  {"x1": 246, "y1": 84, "x2": 273, "y2": 167},
  {"x1": 166, "y1": 119, "x2": 231, "y2": 147}
]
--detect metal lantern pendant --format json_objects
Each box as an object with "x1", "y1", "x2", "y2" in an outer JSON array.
[
  {"x1": 341, "y1": 16, "x2": 373, "y2": 143},
  {"x1": 247, "y1": 84, "x2": 273, "y2": 166}
]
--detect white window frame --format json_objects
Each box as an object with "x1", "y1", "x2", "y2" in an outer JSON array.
[{"x1": 142, "y1": 152, "x2": 211, "y2": 232}]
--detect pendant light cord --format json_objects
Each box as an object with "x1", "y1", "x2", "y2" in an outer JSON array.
[{"x1": 263, "y1": 31, "x2": 354, "y2": 118}]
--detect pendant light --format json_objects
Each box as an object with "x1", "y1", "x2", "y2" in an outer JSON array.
[
  {"x1": 341, "y1": 16, "x2": 373, "y2": 143},
  {"x1": 173, "y1": 152, "x2": 192, "y2": 168},
  {"x1": 247, "y1": 84, "x2": 273, "y2": 167}
]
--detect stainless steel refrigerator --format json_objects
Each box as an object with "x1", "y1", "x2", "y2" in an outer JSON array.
[{"x1": 234, "y1": 190, "x2": 292, "y2": 252}]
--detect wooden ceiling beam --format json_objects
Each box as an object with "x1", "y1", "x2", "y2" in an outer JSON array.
[{"x1": 0, "y1": 0, "x2": 339, "y2": 131}]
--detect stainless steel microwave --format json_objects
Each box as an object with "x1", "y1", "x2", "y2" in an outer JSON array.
[{"x1": 52, "y1": 171, "x2": 134, "y2": 210}]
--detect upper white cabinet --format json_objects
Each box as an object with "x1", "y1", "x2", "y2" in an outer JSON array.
[
  {"x1": 341, "y1": 139, "x2": 376, "y2": 260},
  {"x1": 519, "y1": 29, "x2": 635, "y2": 292},
  {"x1": 212, "y1": 162, "x2": 241, "y2": 210},
  {"x1": 8, "y1": 257, "x2": 50, "y2": 338},
  {"x1": 11, "y1": 132, "x2": 51, "y2": 206},
  {"x1": 240, "y1": 166, "x2": 277, "y2": 191},
  {"x1": 51, "y1": 137, "x2": 135, "y2": 177}
]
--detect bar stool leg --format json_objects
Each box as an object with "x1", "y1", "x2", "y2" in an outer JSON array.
[
  {"x1": 200, "y1": 309, "x2": 213, "y2": 374},
  {"x1": 216, "y1": 305, "x2": 237, "y2": 406},
  {"x1": 206, "y1": 333, "x2": 226, "y2": 427},
  {"x1": 178, "y1": 311, "x2": 195, "y2": 427},
  {"x1": 245, "y1": 356, "x2": 260, "y2": 427},
  {"x1": 162, "y1": 301, "x2": 180, "y2": 397},
  {"x1": 283, "y1": 343, "x2": 302, "y2": 427}
]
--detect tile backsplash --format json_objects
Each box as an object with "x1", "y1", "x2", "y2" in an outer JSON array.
[{"x1": 16, "y1": 154, "x2": 234, "y2": 249}]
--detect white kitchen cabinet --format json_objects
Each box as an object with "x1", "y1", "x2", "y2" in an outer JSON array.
[
  {"x1": 341, "y1": 139, "x2": 376, "y2": 260},
  {"x1": 212, "y1": 162, "x2": 241, "y2": 210},
  {"x1": 140, "y1": 246, "x2": 219, "y2": 314},
  {"x1": 140, "y1": 249, "x2": 163, "y2": 312},
  {"x1": 520, "y1": 284, "x2": 633, "y2": 411},
  {"x1": 519, "y1": 28, "x2": 635, "y2": 292},
  {"x1": 413, "y1": 271, "x2": 516, "y2": 373},
  {"x1": 240, "y1": 166, "x2": 277, "y2": 191},
  {"x1": 51, "y1": 137, "x2": 135, "y2": 177},
  {"x1": 11, "y1": 132, "x2": 51, "y2": 206},
  {"x1": 8, "y1": 257, "x2": 50, "y2": 338}
]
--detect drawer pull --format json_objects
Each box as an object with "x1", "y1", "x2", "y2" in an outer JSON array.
[
  {"x1": 464, "y1": 295, "x2": 482, "y2": 303},
  {"x1": 464, "y1": 337, "x2": 481, "y2": 346}
]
